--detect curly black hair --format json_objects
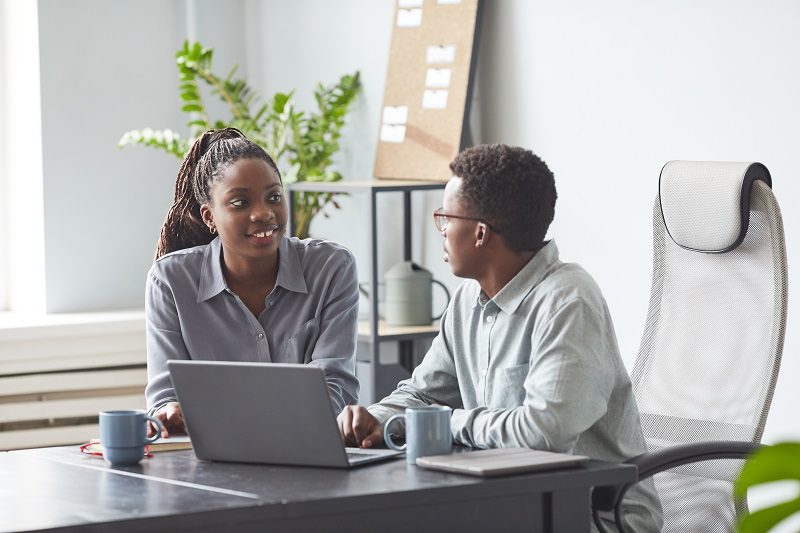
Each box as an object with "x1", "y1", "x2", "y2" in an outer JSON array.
[{"x1": 449, "y1": 144, "x2": 556, "y2": 252}]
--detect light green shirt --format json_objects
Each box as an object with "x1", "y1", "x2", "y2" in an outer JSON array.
[{"x1": 368, "y1": 240, "x2": 661, "y2": 531}]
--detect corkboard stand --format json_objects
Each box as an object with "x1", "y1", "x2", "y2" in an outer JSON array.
[{"x1": 374, "y1": 0, "x2": 484, "y2": 181}]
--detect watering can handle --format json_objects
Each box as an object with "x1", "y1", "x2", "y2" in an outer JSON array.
[{"x1": 431, "y1": 280, "x2": 451, "y2": 321}]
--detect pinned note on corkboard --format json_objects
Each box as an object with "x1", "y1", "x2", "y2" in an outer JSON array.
[{"x1": 374, "y1": 0, "x2": 483, "y2": 182}]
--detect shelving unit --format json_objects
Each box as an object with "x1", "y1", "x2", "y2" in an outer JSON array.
[{"x1": 288, "y1": 179, "x2": 446, "y2": 403}]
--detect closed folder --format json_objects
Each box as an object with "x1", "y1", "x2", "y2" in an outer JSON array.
[{"x1": 416, "y1": 447, "x2": 588, "y2": 477}]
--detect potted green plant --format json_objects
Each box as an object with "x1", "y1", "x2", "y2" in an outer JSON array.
[
  {"x1": 119, "y1": 41, "x2": 361, "y2": 239},
  {"x1": 735, "y1": 442, "x2": 800, "y2": 532}
]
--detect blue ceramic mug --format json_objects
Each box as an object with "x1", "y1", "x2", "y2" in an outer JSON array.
[
  {"x1": 99, "y1": 410, "x2": 162, "y2": 466},
  {"x1": 384, "y1": 406, "x2": 452, "y2": 464}
]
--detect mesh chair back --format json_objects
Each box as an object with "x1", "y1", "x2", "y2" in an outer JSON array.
[{"x1": 631, "y1": 171, "x2": 787, "y2": 532}]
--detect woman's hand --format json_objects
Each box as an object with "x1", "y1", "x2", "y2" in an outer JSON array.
[{"x1": 148, "y1": 402, "x2": 186, "y2": 438}]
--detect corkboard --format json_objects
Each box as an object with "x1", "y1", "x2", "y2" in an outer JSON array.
[{"x1": 374, "y1": 0, "x2": 483, "y2": 181}]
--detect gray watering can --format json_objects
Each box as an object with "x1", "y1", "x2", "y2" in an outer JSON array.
[{"x1": 384, "y1": 262, "x2": 450, "y2": 326}]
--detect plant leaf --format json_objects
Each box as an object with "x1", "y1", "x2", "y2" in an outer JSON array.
[
  {"x1": 738, "y1": 498, "x2": 800, "y2": 533},
  {"x1": 181, "y1": 103, "x2": 203, "y2": 113},
  {"x1": 120, "y1": 42, "x2": 360, "y2": 235},
  {"x1": 735, "y1": 443, "x2": 800, "y2": 497}
]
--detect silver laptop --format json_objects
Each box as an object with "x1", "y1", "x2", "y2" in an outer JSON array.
[
  {"x1": 416, "y1": 447, "x2": 588, "y2": 477},
  {"x1": 167, "y1": 360, "x2": 402, "y2": 468}
]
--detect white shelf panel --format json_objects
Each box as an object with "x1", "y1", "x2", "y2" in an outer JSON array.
[{"x1": 358, "y1": 320, "x2": 440, "y2": 342}]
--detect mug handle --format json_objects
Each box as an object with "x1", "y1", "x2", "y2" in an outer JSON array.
[
  {"x1": 145, "y1": 415, "x2": 163, "y2": 444},
  {"x1": 431, "y1": 280, "x2": 451, "y2": 321},
  {"x1": 383, "y1": 414, "x2": 406, "y2": 451}
]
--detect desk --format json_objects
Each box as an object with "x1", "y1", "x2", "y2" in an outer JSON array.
[{"x1": 1, "y1": 446, "x2": 636, "y2": 532}]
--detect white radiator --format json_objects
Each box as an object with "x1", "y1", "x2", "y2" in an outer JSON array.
[{"x1": 0, "y1": 311, "x2": 147, "y2": 450}]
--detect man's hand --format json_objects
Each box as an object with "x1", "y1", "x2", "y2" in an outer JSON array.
[
  {"x1": 337, "y1": 405, "x2": 383, "y2": 448},
  {"x1": 147, "y1": 402, "x2": 186, "y2": 438}
]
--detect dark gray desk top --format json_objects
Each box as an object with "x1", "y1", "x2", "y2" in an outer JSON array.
[{"x1": 1, "y1": 446, "x2": 636, "y2": 532}]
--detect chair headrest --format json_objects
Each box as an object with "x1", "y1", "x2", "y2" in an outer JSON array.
[{"x1": 659, "y1": 161, "x2": 772, "y2": 253}]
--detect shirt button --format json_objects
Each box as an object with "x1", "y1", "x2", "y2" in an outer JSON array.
[
  {"x1": 485, "y1": 315, "x2": 494, "y2": 324},
  {"x1": 268, "y1": 299, "x2": 274, "y2": 307},
  {"x1": 257, "y1": 333, "x2": 264, "y2": 340}
]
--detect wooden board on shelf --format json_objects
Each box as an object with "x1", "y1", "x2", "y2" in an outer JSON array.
[{"x1": 358, "y1": 319, "x2": 440, "y2": 341}]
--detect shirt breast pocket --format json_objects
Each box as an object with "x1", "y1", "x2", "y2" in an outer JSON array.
[
  {"x1": 493, "y1": 363, "x2": 530, "y2": 407},
  {"x1": 281, "y1": 317, "x2": 321, "y2": 364}
]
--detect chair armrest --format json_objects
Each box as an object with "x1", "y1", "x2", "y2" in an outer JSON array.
[
  {"x1": 592, "y1": 441, "x2": 761, "y2": 512},
  {"x1": 627, "y1": 440, "x2": 760, "y2": 479}
]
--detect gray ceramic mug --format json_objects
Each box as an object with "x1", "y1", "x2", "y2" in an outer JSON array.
[
  {"x1": 384, "y1": 406, "x2": 453, "y2": 464},
  {"x1": 99, "y1": 409, "x2": 163, "y2": 466}
]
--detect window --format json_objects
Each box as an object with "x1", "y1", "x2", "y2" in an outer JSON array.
[
  {"x1": 0, "y1": 1, "x2": 7, "y2": 310},
  {"x1": 0, "y1": 0, "x2": 45, "y2": 313}
]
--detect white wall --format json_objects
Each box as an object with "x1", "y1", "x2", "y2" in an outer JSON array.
[{"x1": 36, "y1": 0, "x2": 187, "y2": 312}]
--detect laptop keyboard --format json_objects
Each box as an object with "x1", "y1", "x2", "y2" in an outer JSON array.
[{"x1": 346, "y1": 451, "x2": 372, "y2": 460}]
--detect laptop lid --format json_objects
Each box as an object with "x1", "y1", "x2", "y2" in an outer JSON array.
[{"x1": 167, "y1": 360, "x2": 399, "y2": 468}]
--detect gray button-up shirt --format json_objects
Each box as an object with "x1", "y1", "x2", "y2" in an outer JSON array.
[
  {"x1": 145, "y1": 236, "x2": 359, "y2": 414},
  {"x1": 368, "y1": 240, "x2": 661, "y2": 531}
]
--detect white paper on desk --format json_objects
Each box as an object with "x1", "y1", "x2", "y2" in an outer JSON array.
[
  {"x1": 398, "y1": 0, "x2": 423, "y2": 7},
  {"x1": 425, "y1": 68, "x2": 451, "y2": 88},
  {"x1": 426, "y1": 45, "x2": 456, "y2": 64},
  {"x1": 380, "y1": 124, "x2": 406, "y2": 143},
  {"x1": 397, "y1": 8, "x2": 422, "y2": 27},
  {"x1": 382, "y1": 105, "x2": 409, "y2": 125},
  {"x1": 422, "y1": 89, "x2": 448, "y2": 109}
]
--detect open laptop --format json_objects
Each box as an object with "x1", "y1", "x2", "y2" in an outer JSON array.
[{"x1": 167, "y1": 360, "x2": 402, "y2": 468}]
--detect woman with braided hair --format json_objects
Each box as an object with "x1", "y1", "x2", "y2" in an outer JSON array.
[{"x1": 145, "y1": 128, "x2": 359, "y2": 436}]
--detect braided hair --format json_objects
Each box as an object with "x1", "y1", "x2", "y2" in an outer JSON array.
[{"x1": 155, "y1": 128, "x2": 281, "y2": 259}]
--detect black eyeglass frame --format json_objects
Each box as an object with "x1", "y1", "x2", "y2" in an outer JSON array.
[{"x1": 433, "y1": 207, "x2": 500, "y2": 234}]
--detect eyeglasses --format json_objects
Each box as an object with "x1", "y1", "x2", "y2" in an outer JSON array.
[{"x1": 433, "y1": 207, "x2": 499, "y2": 233}]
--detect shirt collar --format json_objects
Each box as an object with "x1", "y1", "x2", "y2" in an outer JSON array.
[
  {"x1": 197, "y1": 236, "x2": 309, "y2": 303},
  {"x1": 274, "y1": 236, "x2": 308, "y2": 294},
  {"x1": 483, "y1": 239, "x2": 560, "y2": 315},
  {"x1": 198, "y1": 237, "x2": 227, "y2": 302}
]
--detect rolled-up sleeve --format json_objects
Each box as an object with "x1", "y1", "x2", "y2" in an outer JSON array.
[
  {"x1": 306, "y1": 251, "x2": 360, "y2": 413},
  {"x1": 450, "y1": 299, "x2": 616, "y2": 451},
  {"x1": 144, "y1": 268, "x2": 190, "y2": 415},
  {"x1": 368, "y1": 307, "x2": 464, "y2": 426}
]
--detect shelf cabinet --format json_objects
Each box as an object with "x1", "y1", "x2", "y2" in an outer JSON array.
[{"x1": 288, "y1": 179, "x2": 446, "y2": 403}]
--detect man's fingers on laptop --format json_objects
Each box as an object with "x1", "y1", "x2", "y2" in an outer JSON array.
[
  {"x1": 360, "y1": 427, "x2": 383, "y2": 449},
  {"x1": 351, "y1": 407, "x2": 379, "y2": 448},
  {"x1": 336, "y1": 406, "x2": 357, "y2": 446}
]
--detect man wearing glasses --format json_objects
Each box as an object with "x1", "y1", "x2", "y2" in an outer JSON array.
[{"x1": 338, "y1": 144, "x2": 661, "y2": 532}]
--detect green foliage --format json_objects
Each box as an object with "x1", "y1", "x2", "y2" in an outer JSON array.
[
  {"x1": 735, "y1": 442, "x2": 800, "y2": 532},
  {"x1": 119, "y1": 41, "x2": 361, "y2": 239}
]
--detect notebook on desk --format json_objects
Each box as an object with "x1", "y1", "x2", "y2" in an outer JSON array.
[
  {"x1": 167, "y1": 360, "x2": 402, "y2": 468},
  {"x1": 416, "y1": 447, "x2": 589, "y2": 477}
]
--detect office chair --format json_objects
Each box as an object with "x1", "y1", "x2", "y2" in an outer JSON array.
[{"x1": 592, "y1": 161, "x2": 788, "y2": 533}]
